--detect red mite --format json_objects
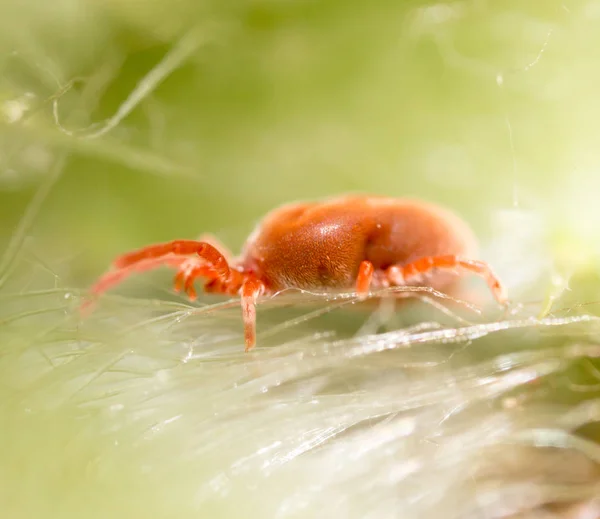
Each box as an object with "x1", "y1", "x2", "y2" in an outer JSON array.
[{"x1": 83, "y1": 196, "x2": 507, "y2": 351}]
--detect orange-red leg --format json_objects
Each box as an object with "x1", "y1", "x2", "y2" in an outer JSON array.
[
  {"x1": 241, "y1": 277, "x2": 266, "y2": 352},
  {"x1": 386, "y1": 255, "x2": 507, "y2": 304},
  {"x1": 172, "y1": 260, "x2": 221, "y2": 300},
  {"x1": 81, "y1": 256, "x2": 202, "y2": 313},
  {"x1": 114, "y1": 240, "x2": 230, "y2": 280},
  {"x1": 195, "y1": 233, "x2": 234, "y2": 265},
  {"x1": 82, "y1": 240, "x2": 235, "y2": 313},
  {"x1": 355, "y1": 260, "x2": 375, "y2": 299}
]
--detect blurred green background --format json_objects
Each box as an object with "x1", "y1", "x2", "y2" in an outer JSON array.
[
  {"x1": 1, "y1": 0, "x2": 597, "y2": 291},
  {"x1": 3, "y1": 2, "x2": 600, "y2": 518}
]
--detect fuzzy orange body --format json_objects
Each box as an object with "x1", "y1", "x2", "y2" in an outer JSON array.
[
  {"x1": 84, "y1": 195, "x2": 505, "y2": 351},
  {"x1": 241, "y1": 196, "x2": 477, "y2": 292}
]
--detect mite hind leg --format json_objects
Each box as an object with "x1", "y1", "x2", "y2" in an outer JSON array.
[
  {"x1": 353, "y1": 256, "x2": 507, "y2": 305},
  {"x1": 386, "y1": 255, "x2": 507, "y2": 305}
]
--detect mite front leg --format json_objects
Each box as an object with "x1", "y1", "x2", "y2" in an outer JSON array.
[
  {"x1": 82, "y1": 256, "x2": 194, "y2": 313},
  {"x1": 114, "y1": 240, "x2": 230, "y2": 279},
  {"x1": 386, "y1": 255, "x2": 508, "y2": 305},
  {"x1": 173, "y1": 259, "x2": 220, "y2": 300},
  {"x1": 83, "y1": 240, "x2": 235, "y2": 312},
  {"x1": 196, "y1": 233, "x2": 235, "y2": 265}
]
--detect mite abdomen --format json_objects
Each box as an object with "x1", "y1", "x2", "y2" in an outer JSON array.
[{"x1": 363, "y1": 199, "x2": 478, "y2": 270}]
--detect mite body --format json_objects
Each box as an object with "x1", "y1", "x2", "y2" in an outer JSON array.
[{"x1": 84, "y1": 195, "x2": 507, "y2": 351}]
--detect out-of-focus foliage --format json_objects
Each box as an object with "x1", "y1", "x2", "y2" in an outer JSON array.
[
  {"x1": 2, "y1": 0, "x2": 600, "y2": 518},
  {"x1": 1, "y1": 0, "x2": 598, "y2": 279}
]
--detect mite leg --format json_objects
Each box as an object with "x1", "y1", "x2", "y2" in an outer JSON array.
[
  {"x1": 386, "y1": 255, "x2": 507, "y2": 305},
  {"x1": 114, "y1": 240, "x2": 230, "y2": 279},
  {"x1": 196, "y1": 233, "x2": 235, "y2": 265},
  {"x1": 173, "y1": 258, "x2": 222, "y2": 300},
  {"x1": 83, "y1": 241, "x2": 233, "y2": 312},
  {"x1": 355, "y1": 260, "x2": 375, "y2": 299},
  {"x1": 179, "y1": 234, "x2": 235, "y2": 294},
  {"x1": 82, "y1": 256, "x2": 215, "y2": 313},
  {"x1": 241, "y1": 277, "x2": 266, "y2": 352}
]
